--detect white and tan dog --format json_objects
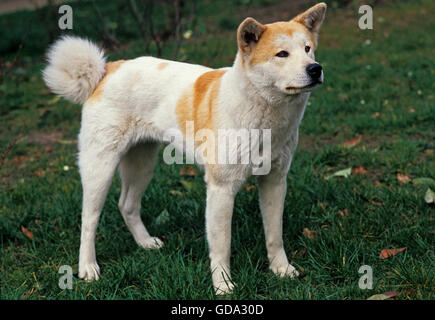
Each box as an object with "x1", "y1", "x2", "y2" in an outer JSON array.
[{"x1": 43, "y1": 3, "x2": 326, "y2": 294}]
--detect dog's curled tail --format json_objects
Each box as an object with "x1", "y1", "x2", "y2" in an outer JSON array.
[{"x1": 43, "y1": 36, "x2": 106, "y2": 104}]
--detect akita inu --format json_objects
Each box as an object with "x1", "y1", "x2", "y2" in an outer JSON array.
[{"x1": 43, "y1": 3, "x2": 326, "y2": 294}]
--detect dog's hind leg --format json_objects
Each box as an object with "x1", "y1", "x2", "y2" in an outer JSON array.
[
  {"x1": 78, "y1": 139, "x2": 121, "y2": 281},
  {"x1": 118, "y1": 142, "x2": 163, "y2": 249}
]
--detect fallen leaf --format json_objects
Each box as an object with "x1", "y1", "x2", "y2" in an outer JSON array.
[
  {"x1": 326, "y1": 167, "x2": 352, "y2": 180},
  {"x1": 245, "y1": 184, "x2": 256, "y2": 191},
  {"x1": 341, "y1": 136, "x2": 362, "y2": 148},
  {"x1": 183, "y1": 30, "x2": 193, "y2": 39},
  {"x1": 47, "y1": 96, "x2": 61, "y2": 105},
  {"x1": 367, "y1": 291, "x2": 398, "y2": 300},
  {"x1": 180, "y1": 180, "x2": 194, "y2": 192},
  {"x1": 352, "y1": 166, "x2": 369, "y2": 175},
  {"x1": 34, "y1": 171, "x2": 46, "y2": 177},
  {"x1": 303, "y1": 228, "x2": 318, "y2": 240},
  {"x1": 337, "y1": 209, "x2": 349, "y2": 217},
  {"x1": 397, "y1": 173, "x2": 410, "y2": 184},
  {"x1": 293, "y1": 247, "x2": 307, "y2": 258},
  {"x1": 370, "y1": 200, "x2": 384, "y2": 206},
  {"x1": 424, "y1": 188, "x2": 434, "y2": 204},
  {"x1": 180, "y1": 165, "x2": 198, "y2": 176},
  {"x1": 424, "y1": 149, "x2": 433, "y2": 156},
  {"x1": 21, "y1": 225, "x2": 34, "y2": 239},
  {"x1": 169, "y1": 190, "x2": 183, "y2": 198},
  {"x1": 379, "y1": 247, "x2": 406, "y2": 259}
]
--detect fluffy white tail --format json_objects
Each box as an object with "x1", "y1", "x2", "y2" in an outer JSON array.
[{"x1": 43, "y1": 36, "x2": 106, "y2": 104}]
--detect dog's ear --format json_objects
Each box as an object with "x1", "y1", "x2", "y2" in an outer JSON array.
[
  {"x1": 237, "y1": 17, "x2": 266, "y2": 53},
  {"x1": 293, "y1": 3, "x2": 327, "y2": 35}
]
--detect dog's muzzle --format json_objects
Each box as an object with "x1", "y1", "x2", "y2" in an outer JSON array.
[{"x1": 306, "y1": 63, "x2": 323, "y2": 81}]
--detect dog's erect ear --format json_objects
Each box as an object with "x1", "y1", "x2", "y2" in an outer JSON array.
[
  {"x1": 237, "y1": 17, "x2": 266, "y2": 53},
  {"x1": 293, "y1": 3, "x2": 327, "y2": 35}
]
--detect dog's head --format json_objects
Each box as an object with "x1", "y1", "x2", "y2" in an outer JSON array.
[{"x1": 237, "y1": 3, "x2": 326, "y2": 96}]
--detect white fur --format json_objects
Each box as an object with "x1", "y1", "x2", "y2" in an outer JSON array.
[
  {"x1": 43, "y1": 36, "x2": 106, "y2": 104},
  {"x1": 43, "y1": 4, "x2": 326, "y2": 295}
]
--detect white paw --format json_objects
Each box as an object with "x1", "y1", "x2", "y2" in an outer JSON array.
[
  {"x1": 79, "y1": 261, "x2": 100, "y2": 281},
  {"x1": 214, "y1": 281, "x2": 234, "y2": 295},
  {"x1": 138, "y1": 236, "x2": 164, "y2": 249},
  {"x1": 270, "y1": 263, "x2": 299, "y2": 278}
]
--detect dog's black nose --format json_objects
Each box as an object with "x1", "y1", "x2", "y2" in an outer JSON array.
[{"x1": 306, "y1": 63, "x2": 322, "y2": 79}]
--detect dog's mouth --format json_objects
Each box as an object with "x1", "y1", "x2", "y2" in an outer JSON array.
[{"x1": 285, "y1": 80, "x2": 322, "y2": 92}]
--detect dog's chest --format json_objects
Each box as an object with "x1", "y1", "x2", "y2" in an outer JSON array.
[{"x1": 239, "y1": 94, "x2": 308, "y2": 156}]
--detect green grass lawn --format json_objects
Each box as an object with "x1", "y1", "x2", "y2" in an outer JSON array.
[{"x1": 0, "y1": 0, "x2": 434, "y2": 299}]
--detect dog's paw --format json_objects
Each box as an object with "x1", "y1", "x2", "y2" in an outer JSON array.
[
  {"x1": 138, "y1": 236, "x2": 164, "y2": 250},
  {"x1": 214, "y1": 281, "x2": 234, "y2": 296},
  {"x1": 270, "y1": 263, "x2": 299, "y2": 279},
  {"x1": 78, "y1": 262, "x2": 100, "y2": 281}
]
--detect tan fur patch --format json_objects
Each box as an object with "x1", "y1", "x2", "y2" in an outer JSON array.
[
  {"x1": 157, "y1": 62, "x2": 169, "y2": 70},
  {"x1": 176, "y1": 69, "x2": 227, "y2": 136},
  {"x1": 87, "y1": 60, "x2": 125, "y2": 102},
  {"x1": 249, "y1": 21, "x2": 314, "y2": 66}
]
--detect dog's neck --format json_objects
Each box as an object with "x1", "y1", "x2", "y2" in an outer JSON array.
[{"x1": 224, "y1": 52, "x2": 309, "y2": 131}]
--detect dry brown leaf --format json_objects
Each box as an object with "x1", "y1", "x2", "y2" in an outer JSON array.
[
  {"x1": 21, "y1": 225, "x2": 34, "y2": 239},
  {"x1": 352, "y1": 166, "x2": 369, "y2": 175},
  {"x1": 371, "y1": 112, "x2": 385, "y2": 119},
  {"x1": 180, "y1": 165, "x2": 198, "y2": 176},
  {"x1": 367, "y1": 291, "x2": 398, "y2": 300},
  {"x1": 303, "y1": 228, "x2": 318, "y2": 240},
  {"x1": 341, "y1": 136, "x2": 362, "y2": 148},
  {"x1": 370, "y1": 200, "x2": 384, "y2": 206},
  {"x1": 293, "y1": 247, "x2": 307, "y2": 258},
  {"x1": 245, "y1": 184, "x2": 256, "y2": 192},
  {"x1": 337, "y1": 209, "x2": 349, "y2": 217},
  {"x1": 397, "y1": 173, "x2": 411, "y2": 184},
  {"x1": 379, "y1": 247, "x2": 406, "y2": 259},
  {"x1": 34, "y1": 171, "x2": 46, "y2": 177}
]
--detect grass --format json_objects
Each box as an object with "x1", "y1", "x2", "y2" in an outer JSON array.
[{"x1": 0, "y1": 0, "x2": 434, "y2": 299}]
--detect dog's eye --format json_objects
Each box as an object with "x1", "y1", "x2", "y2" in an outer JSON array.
[
  {"x1": 305, "y1": 46, "x2": 311, "y2": 53},
  {"x1": 275, "y1": 50, "x2": 289, "y2": 58}
]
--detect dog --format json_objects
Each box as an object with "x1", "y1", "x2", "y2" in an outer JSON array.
[{"x1": 43, "y1": 3, "x2": 326, "y2": 295}]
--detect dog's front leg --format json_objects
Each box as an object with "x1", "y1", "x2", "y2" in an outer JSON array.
[
  {"x1": 205, "y1": 181, "x2": 238, "y2": 295},
  {"x1": 258, "y1": 172, "x2": 299, "y2": 278}
]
